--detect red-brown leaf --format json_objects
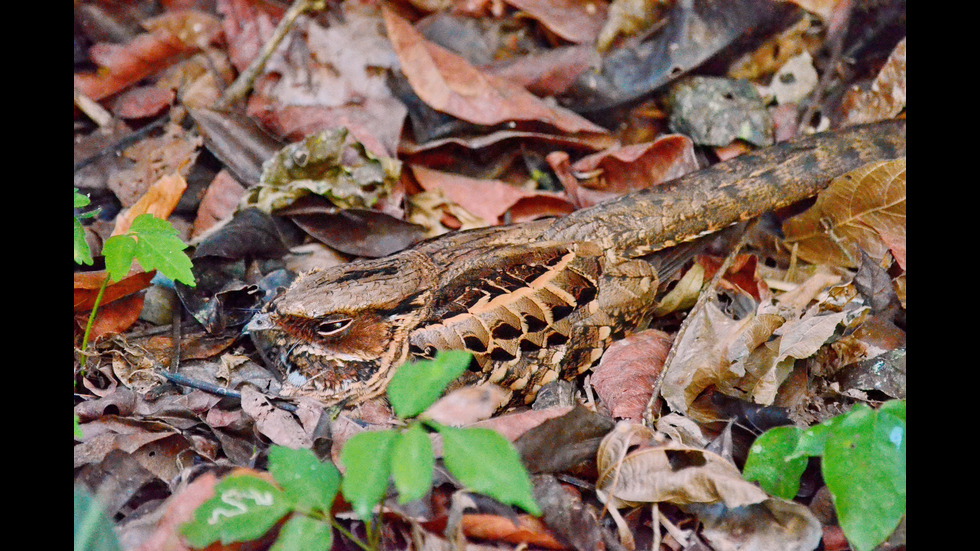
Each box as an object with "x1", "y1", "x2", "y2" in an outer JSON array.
[
  {"x1": 548, "y1": 134, "x2": 698, "y2": 208},
  {"x1": 591, "y1": 329, "x2": 672, "y2": 421},
  {"x1": 382, "y1": 7, "x2": 608, "y2": 135}
]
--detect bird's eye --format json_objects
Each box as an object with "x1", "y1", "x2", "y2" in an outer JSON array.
[{"x1": 317, "y1": 318, "x2": 352, "y2": 336}]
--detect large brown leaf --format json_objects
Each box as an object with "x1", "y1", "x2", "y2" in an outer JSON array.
[
  {"x1": 783, "y1": 158, "x2": 906, "y2": 269},
  {"x1": 382, "y1": 7, "x2": 609, "y2": 136}
]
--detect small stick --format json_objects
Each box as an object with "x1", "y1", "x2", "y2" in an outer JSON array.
[
  {"x1": 157, "y1": 370, "x2": 298, "y2": 412},
  {"x1": 214, "y1": 0, "x2": 325, "y2": 110},
  {"x1": 643, "y1": 222, "x2": 756, "y2": 426}
]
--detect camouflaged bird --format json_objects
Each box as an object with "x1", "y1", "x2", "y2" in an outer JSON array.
[{"x1": 246, "y1": 119, "x2": 906, "y2": 407}]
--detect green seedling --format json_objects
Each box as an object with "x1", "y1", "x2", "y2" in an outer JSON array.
[
  {"x1": 743, "y1": 400, "x2": 906, "y2": 551},
  {"x1": 74, "y1": 189, "x2": 195, "y2": 365},
  {"x1": 182, "y1": 351, "x2": 541, "y2": 550}
]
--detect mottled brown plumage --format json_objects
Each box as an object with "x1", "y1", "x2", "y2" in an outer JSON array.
[{"x1": 248, "y1": 119, "x2": 906, "y2": 406}]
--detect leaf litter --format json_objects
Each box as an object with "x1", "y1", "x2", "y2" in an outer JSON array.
[{"x1": 74, "y1": 1, "x2": 906, "y2": 549}]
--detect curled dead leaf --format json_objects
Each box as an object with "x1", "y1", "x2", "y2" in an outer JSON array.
[{"x1": 596, "y1": 422, "x2": 768, "y2": 510}]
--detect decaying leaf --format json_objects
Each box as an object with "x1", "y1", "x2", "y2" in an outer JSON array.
[
  {"x1": 407, "y1": 188, "x2": 490, "y2": 236},
  {"x1": 843, "y1": 38, "x2": 906, "y2": 126},
  {"x1": 597, "y1": 0, "x2": 668, "y2": 52},
  {"x1": 662, "y1": 291, "x2": 859, "y2": 416},
  {"x1": 243, "y1": 127, "x2": 402, "y2": 212},
  {"x1": 240, "y1": 386, "x2": 313, "y2": 449},
  {"x1": 668, "y1": 76, "x2": 774, "y2": 147},
  {"x1": 783, "y1": 158, "x2": 906, "y2": 269},
  {"x1": 596, "y1": 422, "x2": 768, "y2": 509},
  {"x1": 107, "y1": 124, "x2": 201, "y2": 208},
  {"x1": 691, "y1": 496, "x2": 823, "y2": 551},
  {"x1": 728, "y1": 16, "x2": 822, "y2": 81},
  {"x1": 74, "y1": 10, "x2": 221, "y2": 101}
]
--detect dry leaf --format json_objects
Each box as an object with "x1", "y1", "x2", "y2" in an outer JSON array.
[
  {"x1": 422, "y1": 385, "x2": 512, "y2": 426},
  {"x1": 693, "y1": 496, "x2": 823, "y2": 551},
  {"x1": 591, "y1": 329, "x2": 672, "y2": 421},
  {"x1": 240, "y1": 386, "x2": 313, "y2": 449},
  {"x1": 382, "y1": 7, "x2": 608, "y2": 136},
  {"x1": 783, "y1": 158, "x2": 906, "y2": 269},
  {"x1": 461, "y1": 514, "x2": 566, "y2": 549},
  {"x1": 843, "y1": 38, "x2": 906, "y2": 125},
  {"x1": 548, "y1": 134, "x2": 699, "y2": 208},
  {"x1": 75, "y1": 27, "x2": 194, "y2": 101},
  {"x1": 111, "y1": 86, "x2": 175, "y2": 119},
  {"x1": 596, "y1": 422, "x2": 768, "y2": 509},
  {"x1": 659, "y1": 301, "x2": 756, "y2": 414},
  {"x1": 412, "y1": 165, "x2": 570, "y2": 224},
  {"x1": 191, "y1": 170, "x2": 247, "y2": 239},
  {"x1": 107, "y1": 123, "x2": 201, "y2": 209},
  {"x1": 113, "y1": 173, "x2": 189, "y2": 236},
  {"x1": 502, "y1": 0, "x2": 609, "y2": 44}
]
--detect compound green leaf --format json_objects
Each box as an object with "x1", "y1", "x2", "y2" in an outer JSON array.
[
  {"x1": 75, "y1": 217, "x2": 93, "y2": 266},
  {"x1": 128, "y1": 214, "x2": 195, "y2": 285},
  {"x1": 743, "y1": 425, "x2": 807, "y2": 499},
  {"x1": 268, "y1": 446, "x2": 341, "y2": 515},
  {"x1": 391, "y1": 422, "x2": 434, "y2": 503},
  {"x1": 269, "y1": 515, "x2": 333, "y2": 551},
  {"x1": 822, "y1": 406, "x2": 906, "y2": 551},
  {"x1": 181, "y1": 474, "x2": 292, "y2": 547},
  {"x1": 340, "y1": 429, "x2": 398, "y2": 520},
  {"x1": 436, "y1": 425, "x2": 541, "y2": 516},
  {"x1": 387, "y1": 351, "x2": 472, "y2": 418},
  {"x1": 101, "y1": 235, "x2": 138, "y2": 283}
]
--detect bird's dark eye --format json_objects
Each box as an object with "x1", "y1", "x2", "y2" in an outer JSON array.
[{"x1": 317, "y1": 318, "x2": 352, "y2": 336}]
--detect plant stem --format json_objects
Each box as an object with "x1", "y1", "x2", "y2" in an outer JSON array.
[
  {"x1": 330, "y1": 518, "x2": 373, "y2": 551},
  {"x1": 79, "y1": 275, "x2": 111, "y2": 368}
]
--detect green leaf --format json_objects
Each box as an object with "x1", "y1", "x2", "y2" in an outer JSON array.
[
  {"x1": 742, "y1": 425, "x2": 807, "y2": 499},
  {"x1": 75, "y1": 188, "x2": 91, "y2": 208},
  {"x1": 268, "y1": 446, "x2": 341, "y2": 515},
  {"x1": 822, "y1": 405, "x2": 906, "y2": 551},
  {"x1": 75, "y1": 217, "x2": 93, "y2": 265},
  {"x1": 75, "y1": 415, "x2": 83, "y2": 440},
  {"x1": 789, "y1": 412, "x2": 846, "y2": 459},
  {"x1": 127, "y1": 214, "x2": 196, "y2": 285},
  {"x1": 74, "y1": 485, "x2": 122, "y2": 551},
  {"x1": 391, "y1": 422, "x2": 435, "y2": 503},
  {"x1": 269, "y1": 515, "x2": 333, "y2": 551},
  {"x1": 436, "y1": 425, "x2": 541, "y2": 516},
  {"x1": 387, "y1": 350, "x2": 472, "y2": 418},
  {"x1": 880, "y1": 399, "x2": 906, "y2": 423},
  {"x1": 101, "y1": 235, "x2": 138, "y2": 283},
  {"x1": 181, "y1": 474, "x2": 292, "y2": 547},
  {"x1": 340, "y1": 429, "x2": 398, "y2": 520}
]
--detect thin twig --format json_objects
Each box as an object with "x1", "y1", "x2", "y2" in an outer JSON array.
[
  {"x1": 156, "y1": 370, "x2": 298, "y2": 412},
  {"x1": 169, "y1": 293, "x2": 183, "y2": 372},
  {"x1": 796, "y1": 0, "x2": 853, "y2": 134},
  {"x1": 643, "y1": 221, "x2": 757, "y2": 426},
  {"x1": 214, "y1": 0, "x2": 325, "y2": 110}
]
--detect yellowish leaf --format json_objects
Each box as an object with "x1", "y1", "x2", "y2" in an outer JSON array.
[{"x1": 782, "y1": 158, "x2": 906, "y2": 269}]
